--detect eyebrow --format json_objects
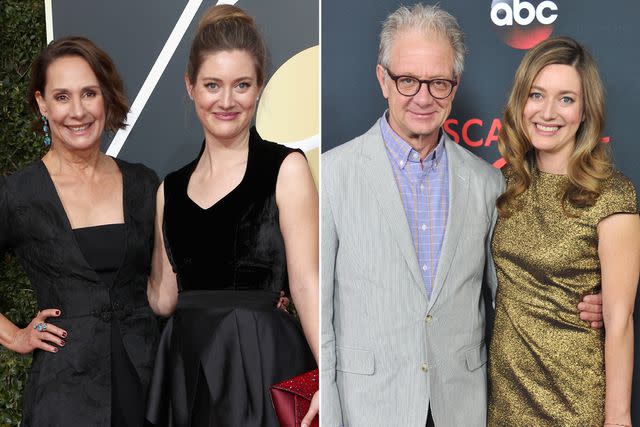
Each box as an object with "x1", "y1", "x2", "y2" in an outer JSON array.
[
  {"x1": 200, "y1": 76, "x2": 254, "y2": 82},
  {"x1": 530, "y1": 85, "x2": 579, "y2": 96},
  {"x1": 49, "y1": 85, "x2": 101, "y2": 93},
  {"x1": 391, "y1": 70, "x2": 453, "y2": 80}
]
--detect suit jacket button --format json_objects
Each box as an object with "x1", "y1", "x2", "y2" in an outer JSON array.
[
  {"x1": 421, "y1": 363, "x2": 429, "y2": 372},
  {"x1": 425, "y1": 315, "x2": 433, "y2": 323}
]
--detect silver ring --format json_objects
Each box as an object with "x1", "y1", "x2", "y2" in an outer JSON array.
[{"x1": 34, "y1": 322, "x2": 47, "y2": 332}]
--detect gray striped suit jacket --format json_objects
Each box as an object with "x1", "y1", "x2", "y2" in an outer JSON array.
[{"x1": 321, "y1": 121, "x2": 504, "y2": 426}]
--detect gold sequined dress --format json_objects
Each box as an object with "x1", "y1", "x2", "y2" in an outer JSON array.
[{"x1": 488, "y1": 167, "x2": 638, "y2": 426}]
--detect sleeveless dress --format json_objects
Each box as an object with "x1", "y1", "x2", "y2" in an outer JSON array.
[
  {"x1": 147, "y1": 128, "x2": 316, "y2": 427},
  {"x1": 488, "y1": 167, "x2": 638, "y2": 426}
]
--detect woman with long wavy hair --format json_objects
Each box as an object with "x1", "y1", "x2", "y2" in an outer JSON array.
[{"x1": 488, "y1": 36, "x2": 639, "y2": 426}]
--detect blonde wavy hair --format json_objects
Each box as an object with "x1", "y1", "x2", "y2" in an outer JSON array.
[{"x1": 496, "y1": 36, "x2": 612, "y2": 217}]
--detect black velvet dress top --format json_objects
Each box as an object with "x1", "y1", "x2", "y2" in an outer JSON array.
[
  {"x1": 163, "y1": 129, "x2": 290, "y2": 293},
  {"x1": 0, "y1": 159, "x2": 159, "y2": 427},
  {"x1": 147, "y1": 128, "x2": 316, "y2": 427}
]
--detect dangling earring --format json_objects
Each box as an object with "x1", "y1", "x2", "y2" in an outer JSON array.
[{"x1": 41, "y1": 114, "x2": 51, "y2": 146}]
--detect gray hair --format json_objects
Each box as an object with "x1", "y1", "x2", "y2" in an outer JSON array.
[{"x1": 378, "y1": 3, "x2": 466, "y2": 79}]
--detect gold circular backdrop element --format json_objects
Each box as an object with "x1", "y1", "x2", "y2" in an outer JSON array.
[
  {"x1": 256, "y1": 45, "x2": 319, "y2": 142},
  {"x1": 256, "y1": 46, "x2": 319, "y2": 185}
]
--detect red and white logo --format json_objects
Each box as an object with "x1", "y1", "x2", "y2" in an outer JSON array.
[{"x1": 490, "y1": 0, "x2": 558, "y2": 49}]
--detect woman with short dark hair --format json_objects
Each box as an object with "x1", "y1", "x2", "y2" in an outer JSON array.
[{"x1": 0, "y1": 36, "x2": 159, "y2": 426}]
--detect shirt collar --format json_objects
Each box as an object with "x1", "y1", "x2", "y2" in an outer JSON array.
[{"x1": 380, "y1": 110, "x2": 445, "y2": 170}]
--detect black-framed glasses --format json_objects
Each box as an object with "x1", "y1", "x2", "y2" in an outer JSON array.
[{"x1": 386, "y1": 68, "x2": 457, "y2": 99}]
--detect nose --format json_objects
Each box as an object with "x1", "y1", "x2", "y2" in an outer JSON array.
[
  {"x1": 70, "y1": 96, "x2": 86, "y2": 118},
  {"x1": 219, "y1": 88, "x2": 235, "y2": 108},
  {"x1": 412, "y1": 82, "x2": 434, "y2": 105},
  {"x1": 541, "y1": 98, "x2": 557, "y2": 121}
]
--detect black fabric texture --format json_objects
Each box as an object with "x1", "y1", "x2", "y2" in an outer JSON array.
[
  {"x1": 74, "y1": 223, "x2": 145, "y2": 427},
  {"x1": 147, "y1": 128, "x2": 316, "y2": 426},
  {"x1": 0, "y1": 159, "x2": 160, "y2": 426},
  {"x1": 163, "y1": 127, "x2": 296, "y2": 294}
]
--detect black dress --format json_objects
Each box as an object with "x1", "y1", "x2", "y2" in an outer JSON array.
[
  {"x1": 0, "y1": 159, "x2": 159, "y2": 426},
  {"x1": 74, "y1": 223, "x2": 145, "y2": 427},
  {"x1": 146, "y1": 128, "x2": 316, "y2": 427}
]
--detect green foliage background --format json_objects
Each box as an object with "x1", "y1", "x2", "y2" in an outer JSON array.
[{"x1": 0, "y1": 0, "x2": 46, "y2": 425}]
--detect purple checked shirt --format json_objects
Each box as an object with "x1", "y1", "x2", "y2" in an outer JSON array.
[{"x1": 380, "y1": 113, "x2": 449, "y2": 298}]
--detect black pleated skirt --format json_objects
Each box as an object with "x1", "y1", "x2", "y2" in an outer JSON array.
[{"x1": 146, "y1": 290, "x2": 316, "y2": 427}]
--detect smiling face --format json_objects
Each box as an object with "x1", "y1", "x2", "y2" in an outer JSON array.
[
  {"x1": 376, "y1": 30, "x2": 458, "y2": 150},
  {"x1": 35, "y1": 55, "x2": 106, "y2": 152},
  {"x1": 523, "y1": 63, "x2": 584, "y2": 167},
  {"x1": 186, "y1": 49, "x2": 261, "y2": 144}
]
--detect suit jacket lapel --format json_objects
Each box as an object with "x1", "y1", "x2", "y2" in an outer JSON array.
[
  {"x1": 361, "y1": 123, "x2": 425, "y2": 295},
  {"x1": 428, "y1": 137, "x2": 469, "y2": 309}
]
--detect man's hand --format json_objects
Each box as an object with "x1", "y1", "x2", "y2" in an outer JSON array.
[{"x1": 578, "y1": 293, "x2": 603, "y2": 329}]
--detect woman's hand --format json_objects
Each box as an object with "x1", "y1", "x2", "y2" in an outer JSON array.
[
  {"x1": 301, "y1": 390, "x2": 319, "y2": 427},
  {"x1": 9, "y1": 309, "x2": 66, "y2": 354},
  {"x1": 276, "y1": 291, "x2": 290, "y2": 312}
]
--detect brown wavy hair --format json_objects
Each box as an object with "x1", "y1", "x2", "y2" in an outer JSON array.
[
  {"x1": 28, "y1": 36, "x2": 128, "y2": 134},
  {"x1": 496, "y1": 36, "x2": 612, "y2": 217},
  {"x1": 187, "y1": 5, "x2": 267, "y2": 86}
]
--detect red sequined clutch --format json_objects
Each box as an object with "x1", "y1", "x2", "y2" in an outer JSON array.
[{"x1": 270, "y1": 369, "x2": 319, "y2": 427}]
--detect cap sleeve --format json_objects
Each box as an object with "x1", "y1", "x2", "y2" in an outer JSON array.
[{"x1": 594, "y1": 172, "x2": 638, "y2": 223}]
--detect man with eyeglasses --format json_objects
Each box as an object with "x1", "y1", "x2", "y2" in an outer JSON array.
[{"x1": 321, "y1": 3, "x2": 603, "y2": 427}]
